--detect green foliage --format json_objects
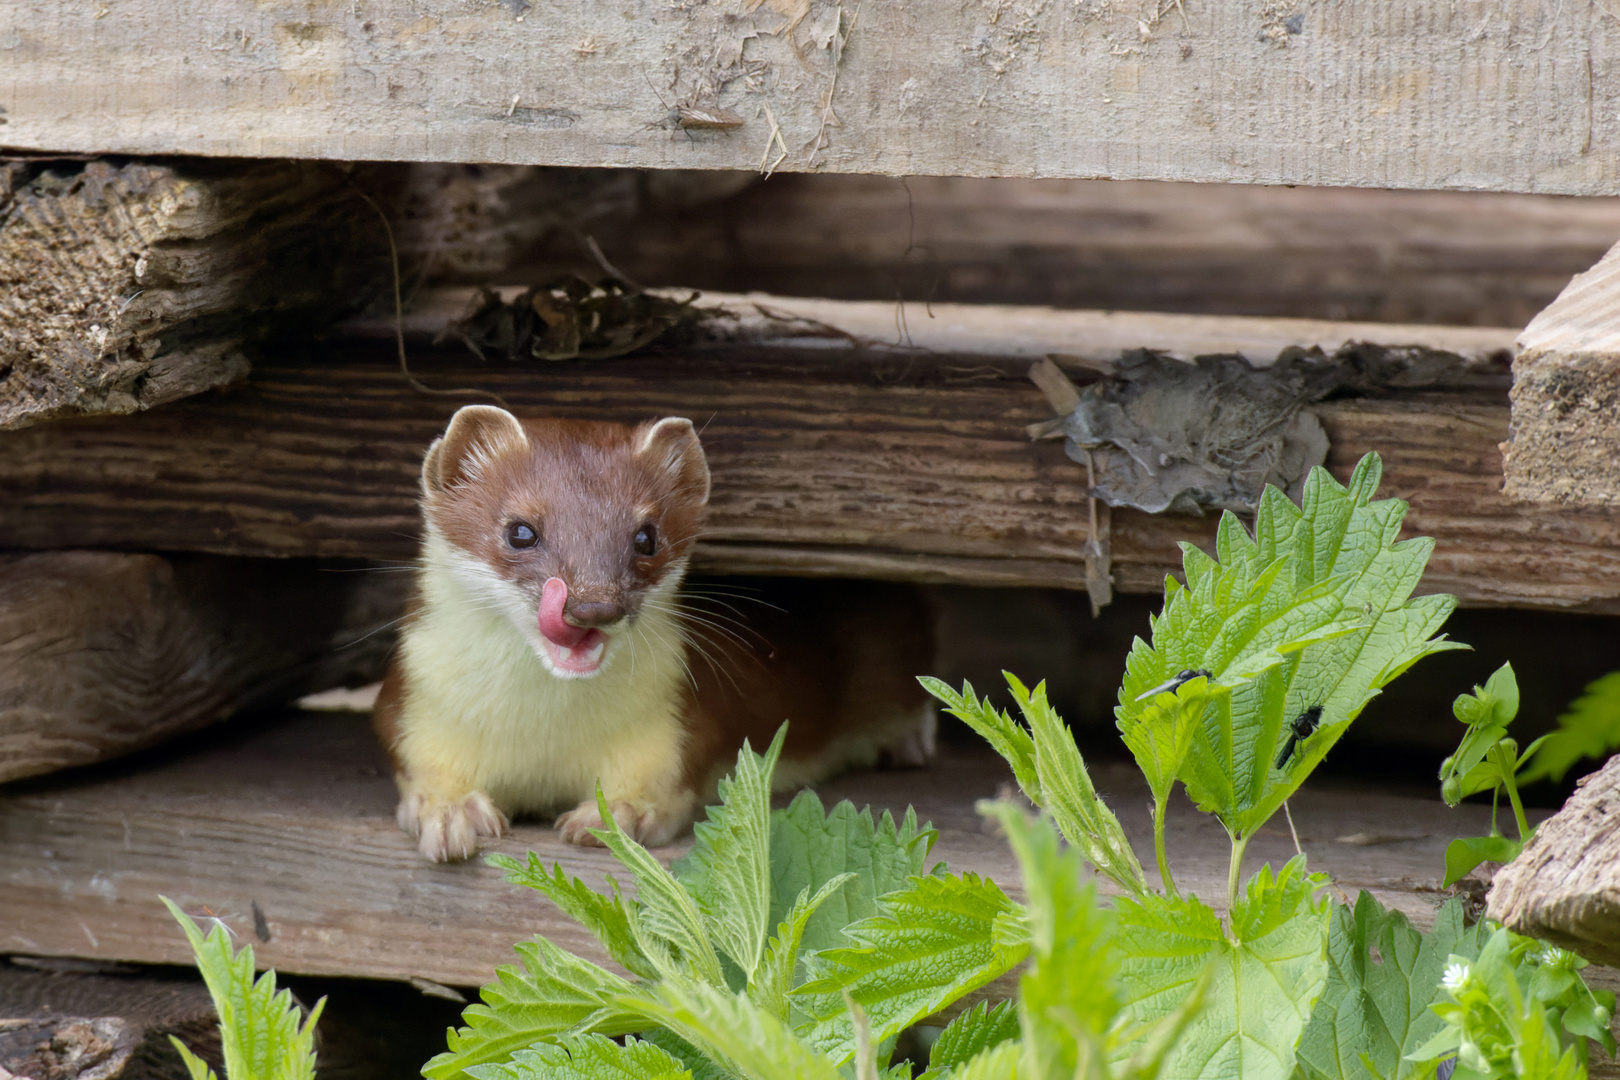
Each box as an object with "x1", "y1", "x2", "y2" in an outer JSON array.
[
  {"x1": 920, "y1": 676, "x2": 1143, "y2": 894},
  {"x1": 1520, "y1": 672, "x2": 1620, "y2": 785},
  {"x1": 793, "y1": 872, "x2": 1028, "y2": 1062},
  {"x1": 1114, "y1": 856, "x2": 1330, "y2": 1080},
  {"x1": 1438, "y1": 665, "x2": 1542, "y2": 887},
  {"x1": 919, "y1": 1001, "x2": 1020, "y2": 1078},
  {"x1": 1118, "y1": 454, "x2": 1463, "y2": 844},
  {"x1": 1296, "y1": 893, "x2": 1492, "y2": 1080},
  {"x1": 488, "y1": 853, "x2": 654, "y2": 979},
  {"x1": 465, "y1": 1035, "x2": 691, "y2": 1080},
  {"x1": 624, "y1": 978, "x2": 846, "y2": 1080},
  {"x1": 160, "y1": 897, "x2": 324, "y2": 1080},
  {"x1": 1406, "y1": 927, "x2": 1614, "y2": 1079}
]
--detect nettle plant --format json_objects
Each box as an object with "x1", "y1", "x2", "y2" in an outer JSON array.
[{"x1": 161, "y1": 454, "x2": 1617, "y2": 1080}]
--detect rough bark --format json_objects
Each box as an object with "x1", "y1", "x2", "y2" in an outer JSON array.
[
  {"x1": 1504, "y1": 238, "x2": 1620, "y2": 506},
  {"x1": 0, "y1": 551, "x2": 404, "y2": 785},
  {"x1": 0, "y1": 159, "x2": 362, "y2": 430},
  {"x1": 1488, "y1": 755, "x2": 1620, "y2": 967}
]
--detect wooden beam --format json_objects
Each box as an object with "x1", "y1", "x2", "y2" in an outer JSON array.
[
  {"x1": 0, "y1": 710, "x2": 1534, "y2": 988},
  {"x1": 0, "y1": 2, "x2": 1614, "y2": 194},
  {"x1": 1, "y1": 309, "x2": 1618, "y2": 610},
  {"x1": 1489, "y1": 755, "x2": 1620, "y2": 968},
  {"x1": 0, "y1": 551, "x2": 403, "y2": 785},
  {"x1": 1504, "y1": 238, "x2": 1620, "y2": 506},
  {"x1": 0, "y1": 159, "x2": 364, "y2": 430}
]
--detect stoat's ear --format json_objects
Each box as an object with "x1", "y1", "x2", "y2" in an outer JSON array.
[
  {"x1": 638, "y1": 416, "x2": 711, "y2": 505},
  {"x1": 423, "y1": 405, "x2": 529, "y2": 494}
]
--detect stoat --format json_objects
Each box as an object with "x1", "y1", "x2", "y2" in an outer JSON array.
[{"x1": 373, "y1": 405, "x2": 937, "y2": 862}]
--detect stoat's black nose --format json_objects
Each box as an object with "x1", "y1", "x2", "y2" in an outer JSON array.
[{"x1": 567, "y1": 601, "x2": 625, "y2": 628}]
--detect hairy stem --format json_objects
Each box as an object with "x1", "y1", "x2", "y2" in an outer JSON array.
[{"x1": 1153, "y1": 796, "x2": 1177, "y2": 897}]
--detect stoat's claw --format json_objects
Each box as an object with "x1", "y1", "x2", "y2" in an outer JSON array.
[{"x1": 398, "y1": 790, "x2": 507, "y2": 863}]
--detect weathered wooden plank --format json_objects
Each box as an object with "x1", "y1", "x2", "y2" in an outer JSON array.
[
  {"x1": 1504, "y1": 238, "x2": 1620, "y2": 506},
  {"x1": 551, "y1": 175, "x2": 1620, "y2": 329},
  {"x1": 0, "y1": 1, "x2": 1614, "y2": 194},
  {"x1": 0, "y1": 159, "x2": 364, "y2": 430},
  {"x1": 1, "y1": 325, "x2": 1618, "y2": 610},
  {"x1": 0, "y1": 710, "x2": 1519, "y2": 987},
  {"x1": 0, "y1": 551, "x2": 403, "y2": 785}
]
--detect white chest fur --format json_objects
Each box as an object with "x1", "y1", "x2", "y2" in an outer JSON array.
[{"x1": 394, "y1": 529, "x2": 691, "y2": 814}]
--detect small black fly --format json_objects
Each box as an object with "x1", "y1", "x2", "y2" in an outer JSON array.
[
  {"x1": 1275, "y1": 705, "x2": 1324, "y2": 769},
  {"x1": 1136, "y1": 668, "x2": 1214, "y2": 702}
]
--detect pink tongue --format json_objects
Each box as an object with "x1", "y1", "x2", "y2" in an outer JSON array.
[{"x1": 539, "y1": 578, "x2": 590, "y2": 648}]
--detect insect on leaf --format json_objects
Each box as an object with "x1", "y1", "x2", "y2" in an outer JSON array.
[{"x1": 1117, "y1": 454, "x2": 1464, "y2": 840}]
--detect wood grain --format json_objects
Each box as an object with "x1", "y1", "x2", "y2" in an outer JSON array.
[
  {"x1": 0, "y1": 337, "x2": 1618, "y2": 611},
  {"x1": 0, "y1": 1, "x2": 1611, "y2": 194},
  {"x1": 0, "y1": 551, "x2": 403, "y2": 785},
  {"x1": 0, "y1": 159, "x2": 364, "y2": 429},
  {"x1": 1505, "y1": 238, "x2": 1620, "y2": 506},
  {"x1": 0, "y1": 711, "x2": 1524, "y2": 988}
]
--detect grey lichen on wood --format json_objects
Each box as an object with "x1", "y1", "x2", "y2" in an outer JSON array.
[
  {"x1": 0, "y1": 551, "x2": 404, "y2": 785},
  {"x1": 0, "y1": 159, "x2": 359, "y2": 430},
  {"x1": 1504, "y1": 238, "x2": 1620, "y2": 507},
  {"x1": 0, "y1": 1, "x2": 1613, "y2": 193},
  {"x1": 1488, "y1": 755, "x2": 1620, "y2": 968}
]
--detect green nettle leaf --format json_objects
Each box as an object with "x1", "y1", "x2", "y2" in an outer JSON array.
[
  {"x1": 632, "y1": 1030, "x2": 735, "y2": 1080},
  {"x1": 767, "y1": 791, "x2": 936, "y2": 960},
  {"x1": 1116, "y1": 454, "x2": 1464, "y2": 840},
  {"x1": 488, "y1": 853, "x2": 656, "y2": 980},
  {"x1": 920, "y1": 677, "x2": 1040, "y2": 798},
  {"x1": 589, "y1": 788, "x2": 727, "y2": 988},
  {"x1": 423, "y1": 937, "x2": 644, "y2": 1080},
  {"x1": 1521, "y1": 670, "x2": 1620, "y2": 784},
  {"x1": 1119, "y1": 679, "x2": 1210, "y2": 810},
  {"x1": 749, "y1": 873, "x2": 855, "y2": 1020},
  {"x1": 465, "y1": 1034, "x2": 692, "y2": 1080},
  {"x1": 793, "y1": 872, "x2": 1028, "y2": 1064},
  {"x1": 947, "y1": 1040, "x2": 1025, "y2": 1080},
  {"x1": 922, "y1": 1000, "x2": 1021, "y2": 1077},
  {"x1": 676, "y1": 728, "x2": 787, "y2": 983},
  {"x1": 988, "y1": 803, "x2": 1123, "y2": 1079},
  {"x1": 1442, "y1": 835, "x2": 1523, "y2": 889},
  {"x1": 160, "y1": 897, "x2": 323, "y2": 1080},
  {"x1": 1115, "y1": 856, "x2": 1330, "y2": 1080},
  {"x1": 1295, "y1": 894, "x2": 1491, "y2": 1080},
  {"x1": 624, "y1": 978, "x2": 843, "y2": 1080},
  {"x1": 1007, "y1": 674, "x2": 1147, "y2": 895}
]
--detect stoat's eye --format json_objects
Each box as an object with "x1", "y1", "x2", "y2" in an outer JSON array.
[
  {"x1": 634, "y1": 523, "x2": 658, "y2": 557},
  {"x1": 507, "y1": 521, "x2": 539, "y2": 549}
]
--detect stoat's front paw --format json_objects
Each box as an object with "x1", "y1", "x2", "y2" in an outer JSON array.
[
  {"x1": 556, "y1": 798, "x2": 688, "y2": 849},
  {"x1": 397, "y1": 790, "x2": 508, "y2": 863}
]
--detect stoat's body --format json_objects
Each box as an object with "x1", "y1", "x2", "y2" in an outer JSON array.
[{"x1": 375, "y1": 405, "x2": 935, "y2": 862}]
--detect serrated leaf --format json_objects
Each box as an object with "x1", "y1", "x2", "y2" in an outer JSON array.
[
  {"x1": 1006, "y1": 673, "x2": 1147, "y2": 894},
  {"x1": 624, "y1": 979, "x2": 843, "y2": 1080},
  {"x1": 1116, "y1": 455, "x2": 1463, "y2": 840},
  {"x1": 489, "y1": 852, "x2": 655, "y2": 979},
  {"x1": 1295, "y1": 894, "x2": 1491, "y2": 1080},
  {"x1": 1115, "y1": 856, "x2": 1330, "y2": 1080},
  {"x1": 168, "y1": 1037, "x2": 219, "y2": 1080},
  {"x1": 589, "y1": 788, "x2": 727, "y2": 987},
  {"x1": 633, "y1": 1029, "x2": 735, "y2": 1080},
  {"x1": 793, "y1": 873, "x2": 1028, "y2": 1064},
  {"x1": 1119, "y1": 677, "x2": 1209, "y2": 808},
  {"x1": 768, "y1": 790, "x2": 935, "y2": 960},
  {"x1": 1521, "y1": 671, "x2": 1620, "y2": 784},
  {"x1": 749, "y1": 874, "x2": 855, "y2": 1020},
  {"x1": 466, "y1": 1033, "x2": 692, "y2": 1080},
  {"x1": 925, "y1": 1001, "x2": 1021, "y2": 1074},
  {"x1": 920, "y1": 677, "x2": 1040, "y2": 802},
  {"x1": 942, "y1": 1040, "x2": 1024, "y2": 1080},
  {"x1": 677, "y1": 728, "x2": 786, "y2": 982},
  {"x1": 423, "y1": 936, "x2": 644, "y2": 1080},
  {"x1": 987, "y1": 802, "x2": 1123, "y2": 1078},
  {"x1": 161, "y1": 897, "x2": 323, "y2": 1080}
]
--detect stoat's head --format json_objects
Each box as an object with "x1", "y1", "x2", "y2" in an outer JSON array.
[{"x1": 420, "y1": 405, "x2": 710, "y2": 679}]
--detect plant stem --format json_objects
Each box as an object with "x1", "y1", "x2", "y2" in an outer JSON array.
[
  {"x1": 1153, "y1": 796, "x2": 1178, "y2": 896},
  {"x1": 1226, "y1": 832, "x2": 1251, "y2": 916},
  {"x1": 1495, "y1": 743, "x2": 1533, "y2": 842}
]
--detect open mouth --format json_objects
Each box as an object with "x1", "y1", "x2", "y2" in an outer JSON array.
[{"x1": 541, "y1": 628, "x2": 607, "y2": 675}]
